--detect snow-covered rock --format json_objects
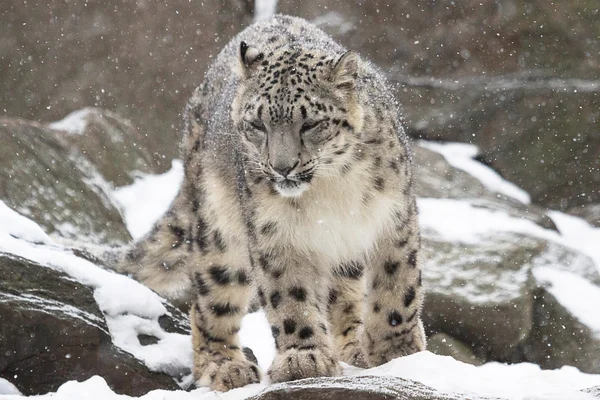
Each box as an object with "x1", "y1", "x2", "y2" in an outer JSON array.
[
  {"x1": 426, "y1": 333, "x2": 485, "y2": 366},
  {"x1": 414, "y1": 142, "x2": 600, "y2": 371},
  {"x1": 0, "y1": 118, "x2": 131, "y2": 244},
  {"x1": 568, "y1": 204, "x2": 600, "y2": 228},
  {"x1": 0, "y1": 254, "x2": 182, "y2": 395},
  {"x1": 49, "y1": 108, "x2": 157, "y2": 187}
]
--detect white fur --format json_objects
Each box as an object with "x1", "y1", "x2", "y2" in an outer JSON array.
[
  {"x1": 256, "y1": 166, "x2": 399, "y2": 265},
  {"x1": 275, "y1": 181, "x2": 310, "y2": 197}
]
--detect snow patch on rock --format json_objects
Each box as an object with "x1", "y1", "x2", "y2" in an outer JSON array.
[
  {"x1": 420, "y1": 141, "x2": 531, "y2": 204},
  {"x1": 48, "y1": 107, "x2": 96, "y2": 135}
]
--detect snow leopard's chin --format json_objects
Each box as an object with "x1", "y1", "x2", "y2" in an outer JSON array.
[{"x1": 274, "y1": 180, "x2": 309, "y2": 197}]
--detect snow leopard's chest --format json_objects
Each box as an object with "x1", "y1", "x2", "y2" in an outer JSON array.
[{"x1": 254, "y1": 175, "x2": 398, "y2": 266}]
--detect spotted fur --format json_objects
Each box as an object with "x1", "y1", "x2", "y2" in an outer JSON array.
[{"x1": 114, "y1": 15, "x2": 425, "y2": 391}]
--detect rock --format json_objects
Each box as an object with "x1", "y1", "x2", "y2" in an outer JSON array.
[
  {"x1": 0, "y1": 254, "x2": 180, "y2": 396},
  {"x1": 277, "y1": 1, "x2": 600, "y2": 211},
  {"x1": 413, "y1": 144, "x2": 492, "y2": 200},
  {"x1": 278, "y1": 0, "x2": 599, "y2": 78},
  {"x1": 413, "y1": 145, "x2": 558, "y2": 231},
  {"x1": 404, "y1": 85, "x2": 600, "y2": 211},
  {"x1": 568, "y1": 204, "x2": 600, "y2": 228},
  {"x1": 421, "y1": 226, "x2": 600, "y2": 365},
  {"x1": 421, "y1": 233, "x2": 537, "y2": 360},
  {"x1": 250, "y1": 375, "x2": 503, "y2": 400},
  {"x1": 521, "y1": 284, "x2": 600, "y2": 374},
  {"x1": 0, "y1": 118, "x2": 131, "y2": 244},
  {"x1": 49, "y1": 108, "x2": 157, "y2": 187},
  {"x1": 426, "y1": 333, "x2": 485, "y2": 366},
  {"x1": 0, "y1": 0, "x2": 254, "y2": 168},
  {"x1": 414, "y1": 141, "x2": 600, "y2": 368}
]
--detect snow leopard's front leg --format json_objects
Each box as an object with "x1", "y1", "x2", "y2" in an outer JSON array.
[
  {"x1": 252, "y1": 245, "x2": 341, "y2": 383},
  {"x1": 190, "y1": 248, "x2": 260, "y2": 391},
  {"x1": 363, "y1": 198, "x2": 426, "y2": 367},
  {"x1": 328, "y1": 264, "x2": 368, "y2": 368}
]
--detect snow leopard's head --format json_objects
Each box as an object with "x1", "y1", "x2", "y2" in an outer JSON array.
[{"x1": 232, "y1": 42, "x2": 364, "y2": 197}]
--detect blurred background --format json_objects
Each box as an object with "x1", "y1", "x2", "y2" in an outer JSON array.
[
  {"x1": 1, "y1": 1, "x2": 600, "y2": 395},
  {"x1": 1, "y1": 0, "x2": 598, "y2": 214}
]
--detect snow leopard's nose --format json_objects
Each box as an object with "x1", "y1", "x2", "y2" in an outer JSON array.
[{"x1": 271, "y1": 159, "x2": 299, "y2": 177}]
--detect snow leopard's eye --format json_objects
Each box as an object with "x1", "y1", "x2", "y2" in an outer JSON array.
[
  {"x1": 300, "y1": 120, "x2": 324, "y2": 134},
  {"x1": 243, "y1": 119, "x2": 266, "y2": 144},
  {"x1": 250, "y1": 120, "x2": 267, "y2": 132}
]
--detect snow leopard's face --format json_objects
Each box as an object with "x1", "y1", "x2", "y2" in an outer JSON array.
[{"x1": 233, "y1": 43, "x2": 363, "y2": 197}]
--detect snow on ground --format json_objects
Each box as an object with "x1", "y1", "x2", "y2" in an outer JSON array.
[
  {"x1": 420, "y1": 141, "x2": 531, "y2": 204},
  {"x1": 2, "y1": 352, "x2": 600, "y2": 400},
  {"x1": 360, "y1": 352, "x2": 600, "y2": 400},
  {"x1": 0, "y1": 379, "x2": 21, "y2": 396}
]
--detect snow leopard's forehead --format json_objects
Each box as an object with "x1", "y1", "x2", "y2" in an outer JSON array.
[{"x1": 240, "y1": 47, "x2": 348, "y2": 125}]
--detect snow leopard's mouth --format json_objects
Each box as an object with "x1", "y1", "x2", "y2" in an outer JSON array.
[{"x1": 274, "y1": 179, "x2": 309, "y2": 198}]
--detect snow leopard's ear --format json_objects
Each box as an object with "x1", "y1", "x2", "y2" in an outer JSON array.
[
  {"x1": 238, "y1": 41, "x2": 264, "y2": 78},
  {"x1": 328, "y1": 51, "x2": 359, "y2": 91}
]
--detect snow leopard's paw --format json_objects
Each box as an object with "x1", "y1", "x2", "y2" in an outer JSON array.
[
  {"x1": 338, "y1": 339, "x2": 368, "y2": 368},
  {"x1": 268, "y1": 347, "x2": 341, "y2": 383},
  {"x1": 365, "y1": 320, "x2": 426, "y2": 367},
  {"x1": 197, "y1": 359, "x2": 260, "y2": 392}
]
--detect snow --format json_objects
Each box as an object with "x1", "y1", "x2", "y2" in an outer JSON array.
[
  {"x1": 48, "y1": 107, "x2": 95, "y2": 135},
  {"x1": 112, "y1": 160, "x2": 184, "y2": 240},
  {"x1": 239, "y1": 310, "x2": 276, "y2": 372},
  {"x1": 254, "y1": 0, "x2": 277, "y2": 22},
  {"x1": 417, "y1": 197, "x2": 554, "y2": 245},
  {"x1": 0, "y1": 201, "x2": 52, "y2": 244},
  {"x1": 418, "y1": 196, "x2": 600, "y2": 278},
  {"x1": 0, "y1": 378, "x2": 21, "y2": 396},
  {"x1": 548, "y1": 211, "x2": 600, "y2": 274},
  {"x1": 2, "y1": 352, "x2": 600, "y2": 400},
  {"x1": 420, "y1": 141, "x2": 531, "y2": 204},
  {"x1": 359, "y1": 351, "x2": 600, "y2": 400}
]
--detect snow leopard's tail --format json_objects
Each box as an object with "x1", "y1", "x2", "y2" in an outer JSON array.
[{"x1": 69, "y1": 221, "x2": 196, "y2": 311}]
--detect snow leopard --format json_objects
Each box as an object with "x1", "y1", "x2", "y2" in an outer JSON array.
[{"x1": 116, "y1": 15, "x2": 425, "y2": 391}]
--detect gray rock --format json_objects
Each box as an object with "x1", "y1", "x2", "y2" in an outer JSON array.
[
  {"x1": 522, "y1": 288, "x2": 600, "y2": 374},
  {"x1": 0, "y1": 118, "x2": 131, "y2": 244},
  {"x1": 421, "y1": 233, "x2": 537, "y2": 360},
  {"x1": 568, "y1": 204, "x2": 600, "y2": 228},
  {"x1": 403, "y1": 85, "x2": 600, "y2": 211},
  {"x1": 250, "y1": 375, "x2": 503, "y2": 400},
  {"x1": 277, "y1": 1, "x2": 600, "y2": 79},
  {"x1": 0, "y1": 0, "x2": 254, "y2": 169},
  {"x1": 0, "y1": 254, "x2": 180, "y2": 396},
  {"x1": 427, "y1": 333, "x2": 485, "y2": 366},
  {"x1": 414, "y1": 141, "x2": 600, "y2": 368},
  {"x1": 49, "y1": 108, "x2": 157, "y2": 187}
]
